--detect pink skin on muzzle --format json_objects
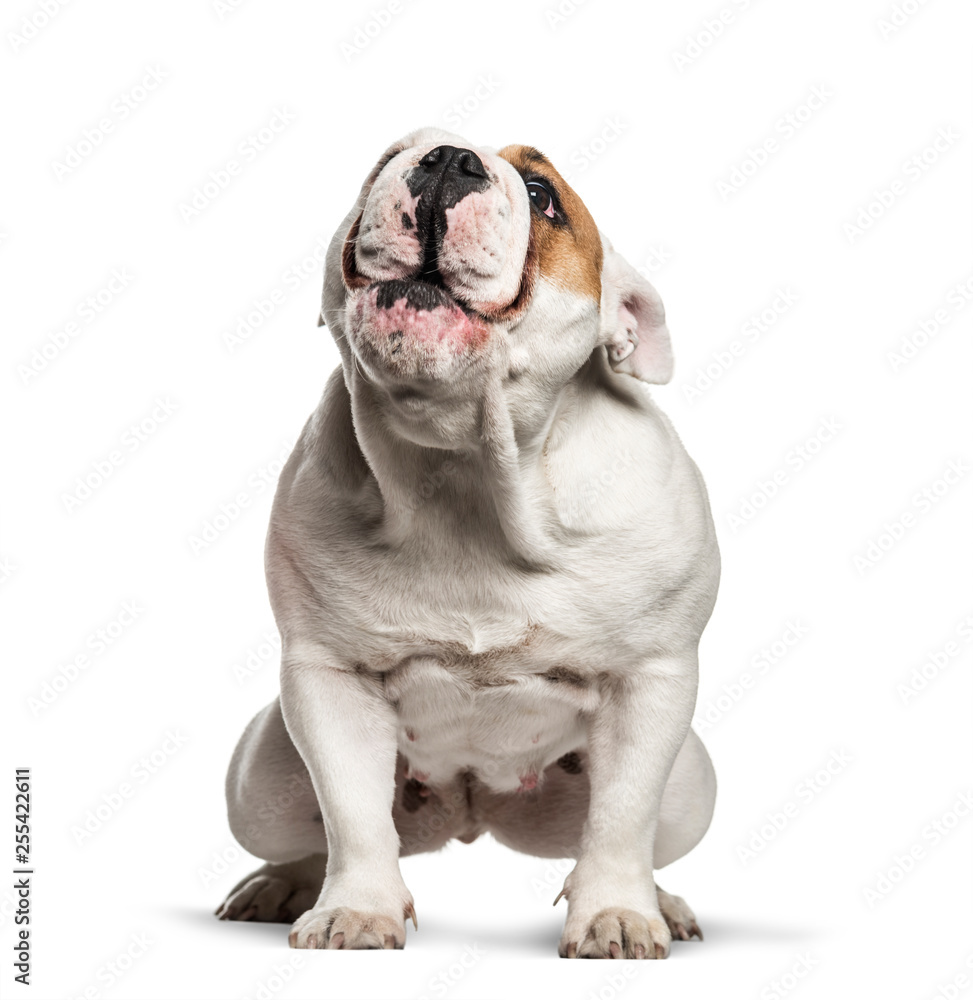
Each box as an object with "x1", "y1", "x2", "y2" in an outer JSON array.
[
  {"x1": 350, "y1": 285, "x2": 491, "y2": 383},
  {"x1": 344, "y1": 142, "x2": 532, "y2": 383}
]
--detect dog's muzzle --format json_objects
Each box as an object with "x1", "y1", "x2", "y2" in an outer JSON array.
[{"x1": 342, "y1": 143, "x2": 531, "y2": 385}]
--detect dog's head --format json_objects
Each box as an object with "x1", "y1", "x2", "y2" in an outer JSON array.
[{"x1": 322, "y1": 127, "x2": 672, "y2": 448}]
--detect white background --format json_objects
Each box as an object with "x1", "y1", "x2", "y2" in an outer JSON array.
[{"x1": 2, "y1": 1, "x2": 971, "y2": 998}]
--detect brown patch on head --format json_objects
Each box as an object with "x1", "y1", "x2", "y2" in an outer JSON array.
[{"x1": 497, "y1": 144, "x2": 602, "y2": 303}]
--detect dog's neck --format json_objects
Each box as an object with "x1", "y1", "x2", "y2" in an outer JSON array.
[{"x1": 341, "y1": 363, "x2": 580, "y2": 569}]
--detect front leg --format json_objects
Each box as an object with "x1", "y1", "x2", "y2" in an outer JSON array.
[
  {"x1": 557, "y1": 654, "x2": 698, "y2": 959},
  {"x1": 280, "y1": 650, "x2": 416, "y2": 950}
]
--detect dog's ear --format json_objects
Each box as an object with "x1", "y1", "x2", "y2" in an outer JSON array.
[{"x1": 597, "y1": 239, "x2": 673, "y2": 384}]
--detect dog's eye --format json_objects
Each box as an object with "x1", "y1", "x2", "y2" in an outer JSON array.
[{"x1": 526, "y1": 180, "x2": 556, "y2": 219}]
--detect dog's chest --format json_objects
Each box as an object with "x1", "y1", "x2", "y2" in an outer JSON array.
[
  {"x1": 382, "y1": 646, "x2": 598, "y2": 795},
  {"x1": 349, "y1": 552, "x2": 642, "y2": 794}
]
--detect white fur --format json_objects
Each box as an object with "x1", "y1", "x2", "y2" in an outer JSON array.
[{"x1": 221, "y1": 128, "x2": 720, "y2": 958}]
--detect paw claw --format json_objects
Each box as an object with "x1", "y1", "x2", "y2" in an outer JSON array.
[
  {"x1": 562, "y1": 907, "x2": 670, "y2": 960},
  {"x1": 217, "y1": 865, "x2": 321, "y2": 925},
  {"x1": 658, "y1": 888, "x2": 703, "y2": 944},
  {"x1": 291, "y1": 905, "x2": 408, "y2": 949}
]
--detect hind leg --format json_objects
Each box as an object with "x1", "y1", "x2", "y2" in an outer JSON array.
[
  {"x1": 216, "y1": 855, "x2": 327, "y2": 923},
  {"x1": 481, "y1": 727, "x2": 716, "y2": 952},
  {"x1": 657, "y1": 887, "x2": 703, "y2": 942},
  {"x1": 218, "y1": 698, "x2": 471, "y2": 926}
]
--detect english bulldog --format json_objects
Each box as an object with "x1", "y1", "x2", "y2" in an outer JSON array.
[{"x1": 217, "y1": 126, "x2": 719, "y2": 959}]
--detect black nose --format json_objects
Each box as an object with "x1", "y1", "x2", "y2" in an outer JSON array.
[
  {"x1": 417, "y1": 144, "x2": 488, "y2": 179},
  {"x1": 407, "y1": 145, "x2": 490, "y2": 211},
  {"x1": 407, "y1": 145, "x2": 492, "y2": 279}
]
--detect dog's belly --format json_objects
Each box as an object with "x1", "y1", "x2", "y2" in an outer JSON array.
[{"x1": 384, "y1": 657, "x2": 598, "y2": 794}]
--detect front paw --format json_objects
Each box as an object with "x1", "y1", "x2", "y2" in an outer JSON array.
[
  {"x1": 289, "y1": 898, "x2": 417, "y2": 950},
  {"x1": 559, "y1": 907, "x2": 671, "y2": 960}
]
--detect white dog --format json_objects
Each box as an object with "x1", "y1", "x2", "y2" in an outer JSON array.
[{"x1": 217, "y1": 127, "x2": 719, "y2": 959}]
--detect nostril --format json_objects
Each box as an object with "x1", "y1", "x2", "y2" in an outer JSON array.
[
  {"x1": 417, "y1": 145, "x2": 486, "y2": 178},
  {"x1": 419, "y1": 146, "x2": 444, "y2": 168},
  {"x1": 457, "y1": 150, "x2": 487, "y2": 179}
]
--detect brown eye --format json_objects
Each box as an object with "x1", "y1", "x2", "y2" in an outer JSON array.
[{"x1": 526, "y1": 180, "x2": 556, "y2": 219}]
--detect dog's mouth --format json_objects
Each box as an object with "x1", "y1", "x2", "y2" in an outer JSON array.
[
  {"x1": 342, "y1": 211, "x2": 479, "y2": 317},
  {"x1": 341, "y1": 206, "x2": 535, "y2": 329}
]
